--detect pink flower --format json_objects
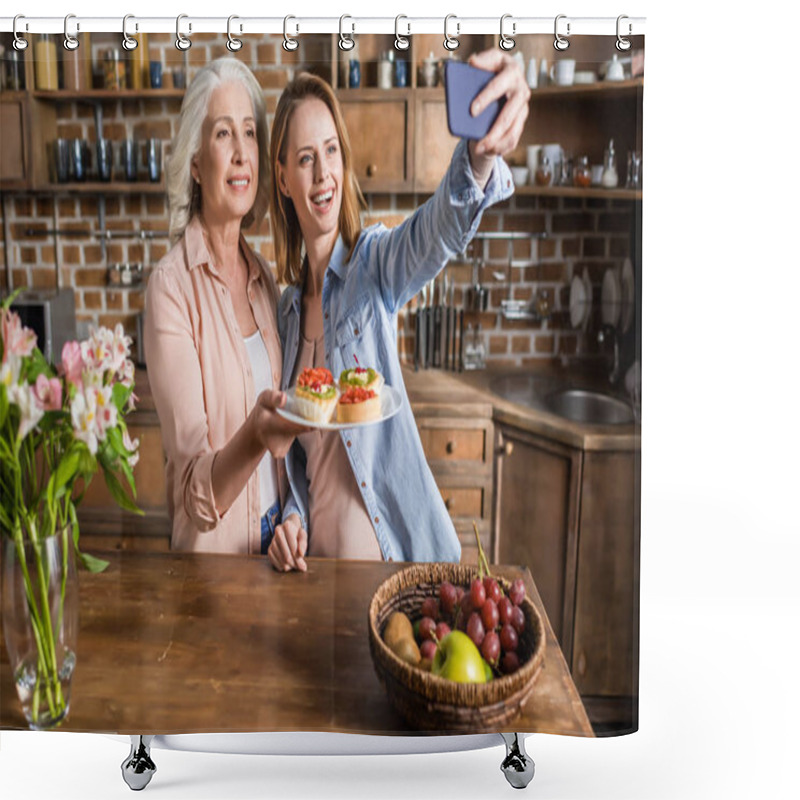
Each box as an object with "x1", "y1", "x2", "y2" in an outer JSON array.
[
  {"x1": 33, "y1": 374, "x2": 63, "y2": 411},
  {"x1": 60, "y1": 341, "x2": 84, "y2": 389},
  {"x1": 1, "y1": 307, "x2": 36, "y2": 362}
]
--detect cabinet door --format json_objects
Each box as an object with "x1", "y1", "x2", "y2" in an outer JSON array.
[
  {"x1": 413, "y1": 91, "x2": 459, "y2": 192},
  {"x1": 338, "y1": 91, "x2": 412, "y2": 192},
  {"x1": 0, "y1": 100, "x2": 27, "y2": 184},
  {"x1": 572, "y1": 450, "x2": 640, "y2": 700},
  {"x1": 494, "y1": 425, "x2": 582, "y2": 662}
]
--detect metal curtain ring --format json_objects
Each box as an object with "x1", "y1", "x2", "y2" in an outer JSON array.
[
  {"x1": 175, "y1": 14, "x2": 192, "y2": 51},
  {"x1": 616, "y1": 15, "x2": 632, "y2": 51},
  {"x1": 122, "y1": 14, "x2": 138, "y2": 51},
  {"x1": 499, "y1": 14, "x2": 516, "y2": 51},
  {"x1": 394, "y1": 14, "x2": 410, "y2": 51},
  {"x1": 13, "y1": 14, "x2": 29, "y2": 51},
  {"x1": 283, "y1": 15, "x2": 298, "y2": 52},
  {"x1": 63, "y1": 14, "x2": 80, "y2": 50},
  {"x1": 554, "y1": 14, "x2": 570, "y2": 51},
  {"x1": 227, "y1": 15, "x2": 243, "y2": 52},
  {"x1": 339, "y1": 15, "x2": 355, "y2": 51},
  {"x1": 444, "y1": 14, "x2": 460, "y2": 51}
]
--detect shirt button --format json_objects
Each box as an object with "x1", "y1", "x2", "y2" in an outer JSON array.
[
  {"x1": 346, "y1": 440, "x2": 351, "y2": 448},
  {"x1": 374, "y1": 516, "x2": 379, "y2": 524},
  {"x1": 354, "y1": 328, "x2": 359, "y2": 336},
  {"x1": 361, "y1": 481, "x2": 366, "y2": 488},
  {"x1": 324, "y1": 312, "x2": 329, "y2": 320}
]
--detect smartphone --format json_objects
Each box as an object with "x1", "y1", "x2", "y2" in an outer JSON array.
[{"x1": 444, "y1": 61, "x2": 505, "y2": 141}]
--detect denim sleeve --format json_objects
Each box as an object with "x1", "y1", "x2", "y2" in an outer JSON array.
[
  {"x1": 369, "y1": 139, "x2": 514, "y2": 314},
  {"x1": 281, "y1": 439, "x2": 309, "y2": 530}
]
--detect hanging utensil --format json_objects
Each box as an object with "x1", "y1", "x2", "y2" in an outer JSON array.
[
  {"x1": 414, "y1": 289, "x2": 422, "y2": 371},
  {"x1": 443, "y1": 272, "x2": 451, "y2": 370},
  {"x1": 426, "y1": 279, "x2": 436, "y2": 369},
  {"x1": 419, "y1": 283, "x2": 428, "y2": 369}
]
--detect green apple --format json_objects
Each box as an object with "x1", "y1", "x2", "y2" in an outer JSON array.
[{"x1": 431, "y1": 631, "x2": 488, "y2": 684}]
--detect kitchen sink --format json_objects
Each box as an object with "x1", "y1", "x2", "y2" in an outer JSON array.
[
  {"x1": 489, "y1": 375, "x2": 635, "y2": 425},
  {"x1": 543, "y1": 389, "x2": 634, "y2": 425}
]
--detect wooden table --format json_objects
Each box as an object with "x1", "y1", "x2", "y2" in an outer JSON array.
[{"x1": 0, "y1": 553, "x2": 593, "y2": 737}]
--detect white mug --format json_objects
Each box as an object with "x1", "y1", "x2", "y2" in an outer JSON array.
[
  {"x1": 526, "y1": 58, "x2": 538, "y2": 89},
  {"x1": 550, "y1": 59, "x2": 576, "y2": 86},
  {"x1": 606, "y1": 54, "x2": 625, "y2": 81},
  {"x1": 526, "y1": 145, "x2": 542, "y2": 175}
]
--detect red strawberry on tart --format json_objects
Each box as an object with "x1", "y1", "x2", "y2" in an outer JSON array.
[
  {"x1": 294, "y1": 367, "x2": 338, "y2": 423},
  {"x1": 337, "y1": 384, "x2": 382, "y2": 423}
]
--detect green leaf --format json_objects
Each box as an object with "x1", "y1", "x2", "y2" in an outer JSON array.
[
  {"x1": 77, "y1": 551, "x2": 110, "y2": 573},
  {"x1": 112, "y1": 382, "x2": 132, "y2": 413},
  {"x1": 52, "y1": 446, "x2": 81, "y2": 500},
  {"x1": 0, "y1": 385, "x2": 8, "y2": 429},
  {"x1": 102, "y1": 468, "x2": 143, "y2": 515}
]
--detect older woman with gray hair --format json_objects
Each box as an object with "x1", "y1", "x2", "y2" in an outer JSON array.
[{"x1": 144, "y1": 58, "x2": 304, "y2": 555}]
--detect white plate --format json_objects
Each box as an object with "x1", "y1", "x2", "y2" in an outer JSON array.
[
  {"x1": 581, "y1": 268, "x2": 593, "y2": 331},
  {"x1": 620, "y1": 258, "x2": 635, "y2": 334},
  {"x1": 277, "y1": 384, "x2": 403, "y2": 430},
  {"x1": 601, "y1": 268, "x2": 621, "y2": 326},
  {"x1": 569, "y1": 275, "x2": 587, "y2": 329}
]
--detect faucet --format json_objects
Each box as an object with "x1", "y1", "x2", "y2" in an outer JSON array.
[{"x1": 597, "y1": 324, "x2": 620, "y2": 384}]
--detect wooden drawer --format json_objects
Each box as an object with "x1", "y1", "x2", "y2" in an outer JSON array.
[
  {"x1": 419, "y1": 427, "x2": 486, "y2": 463},
  {"x1": 439, "y1": 486, "x2": 483, "y2": 519}
]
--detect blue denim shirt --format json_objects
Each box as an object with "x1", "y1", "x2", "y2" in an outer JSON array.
[{"x1": 278, "y1": 139, "x2": 513, "y2": 562}]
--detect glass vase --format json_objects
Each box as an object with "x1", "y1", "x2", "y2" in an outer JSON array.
[{"x1": 2, "y1": 527, "x2": 78, "y2": 730}]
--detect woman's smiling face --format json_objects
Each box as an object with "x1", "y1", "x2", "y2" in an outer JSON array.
[
  {"x1": 278, "y1": 97, "x2": 343, "y2": 245},
  {"x1": 192, "y1": 81, "x2": 259, "y2": 226}
]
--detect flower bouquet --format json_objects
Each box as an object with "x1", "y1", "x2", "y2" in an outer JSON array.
[{"x1": 0, "y1": 291, "x2": 141, "y2": 729}]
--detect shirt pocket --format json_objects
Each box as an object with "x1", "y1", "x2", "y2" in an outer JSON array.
[
  {"x1": 332, "y1": 296, "x2": 380, "y2": 374},
  {"x1": 334, "y1": 295, "x2": 375, "y2": 348}
]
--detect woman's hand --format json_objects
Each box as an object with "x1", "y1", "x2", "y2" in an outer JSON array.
[
  {"x1": 466, "y1": 49, "x2": 531, "y2": 186},
  {"x1": 250, "y1": 389, "x2": 308, "y2": 459},
  {"x1": 268, "y1": 513, "x2": 308, "y2": 572}
]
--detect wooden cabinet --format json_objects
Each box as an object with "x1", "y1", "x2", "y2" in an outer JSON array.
[
  {"x1": 494, "y1": 422, "x2": 639, "y2": 732},
  {"x1": 413, "y1": 90, "x2": 459, "y2": 193},
  {"x1": 338, "y1": 89, "x2": 413, "y2": 193},
  {"x1": 416, "y1": 415, "x2": 494, "y2": 565},
  {"x1": 0, "y1": 95, "x2": 55, "y2": 190}
]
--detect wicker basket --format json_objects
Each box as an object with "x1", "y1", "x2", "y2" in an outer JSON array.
[{"x1": 368, "y1": 563, "x2": 546, "y2": 732}]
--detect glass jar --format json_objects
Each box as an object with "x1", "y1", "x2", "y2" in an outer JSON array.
[
  {"x1": 535, "y1": 156, "x2": 552, "y2": 187},
  {"x1": 601, "y1": 139, "x2": 619, "y2": 188},
  {"x1": 34, "y1": 35, "x2": 59, "y2": 90},
  {"x1": 7, "y1": 49, "x2": 25, "y2": 90},
  {"x1": 103, "y1": 49, "x2": 126, "y2": 90},
  {"x1": 573, "y1": 156, "x2": 592, "y2": 188}
]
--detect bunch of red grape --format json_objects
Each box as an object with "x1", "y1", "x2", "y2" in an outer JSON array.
[{"x1": 414, "y1": 575, "x2": 528, "y2": 676}]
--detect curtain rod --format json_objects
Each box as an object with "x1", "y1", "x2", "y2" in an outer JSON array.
[{"x1": 0, "y1": 16, "x2": 646, "y2": 37}]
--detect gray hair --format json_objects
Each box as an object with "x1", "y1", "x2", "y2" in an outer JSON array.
[{"x1": 167, "y1": 58, "x2": 270, "y2": 242}]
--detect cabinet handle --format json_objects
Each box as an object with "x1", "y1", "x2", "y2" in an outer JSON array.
[
  {"x1": 366, "y1": 164, "x2": 377, "y2": 177},
  {"x1": 445, "y1": 497, "x2": 454, "y2": 511},
  {"x1": 496, "y1": 441, "x2": 514, "y2": 457},
  {"x1": 445, "y1": 440, "x2": 456, "y2": 455},
  {"x1": 577, "y1": 651, "x2": 587, "y2": 677}
]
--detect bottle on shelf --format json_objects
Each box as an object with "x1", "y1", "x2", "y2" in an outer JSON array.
[
  {"x1": 601, "y1": 139, "x2": 619, "y2": 188},
  {"x1": 35, "y1": 35, "x2": 59, "y2": 90}
]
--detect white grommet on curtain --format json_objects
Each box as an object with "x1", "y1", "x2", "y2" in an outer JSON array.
[
  {"x1": 554, "y1": 14, "x2": 570, "y2": 51},
  {"x1": 13, "y1": 14, "x2": 29, "y2": 51},
  {"x1": 394, "y1": 14, "x2": 410, "y2": 51},
  {"x1": 227, "y1": 15, "x2": 243, "y2": 52},
  {"x1": 444, "y1": 14, "x2": 460, "y2": 51},
  {"x1": 175, "y1": 14, "x2": 192, "y2": 51},
  {"x1": 499, "y1": 14, "x2": 516, "y2": 51},
  {"x1": 616, "y1": 15, "x2": 632, "y2": 51},
  {"x1": 121, "y1": 14, "x2": 138, "y2": 51},
  {"x1": 339, "y1": 15, "x2": 355, "y2": 51},
  {"x1": 283, "y1": 15, "x2": 299, "y2": 52},
  {"x1": 63, "y1": 14, "x2": 80, "y2": 50}
]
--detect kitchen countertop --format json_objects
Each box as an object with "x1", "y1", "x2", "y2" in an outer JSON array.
[
  {"x1": 0, "y1": 553, "x2": 593, "y2": 737},
  {"x1": 402, "y1": 366, "x2": 640, "y2": 452}
]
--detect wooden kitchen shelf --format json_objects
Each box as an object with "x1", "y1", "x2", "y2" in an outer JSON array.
[
  {"x1": 31, "y1": 89, "x2": 185, "y2": 102},
  {"x1": 37, "y1": 181, "x2": 166, "y2": 195},
  {"x1": 529, "y1": 78, "x2": 643, "y2": 100},
  {"x1": 516, "y1": 185, "x2": 642, "y2": 201}
]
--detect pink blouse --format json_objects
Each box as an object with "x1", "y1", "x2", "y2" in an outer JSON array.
[{"x1": 144, "y1": 216, "x2": 286, "y2": 554}]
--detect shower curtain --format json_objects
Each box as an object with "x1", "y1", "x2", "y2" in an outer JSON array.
[{"x1": 0, "y1": 17, "x2": 643, "y2": 747}]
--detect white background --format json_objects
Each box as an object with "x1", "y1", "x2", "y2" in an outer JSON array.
[{"x1": 2, "y1": 1, "x2": 799, "y2": 798}]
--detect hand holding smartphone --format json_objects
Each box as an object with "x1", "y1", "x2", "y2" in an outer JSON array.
[{"x1": 444, "y1": 61, "x2": 506, "y2": 141}]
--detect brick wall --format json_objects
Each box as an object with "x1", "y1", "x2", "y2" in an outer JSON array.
[{"x1": 1, "y1": 32, "x2": 636, "y2": 369}]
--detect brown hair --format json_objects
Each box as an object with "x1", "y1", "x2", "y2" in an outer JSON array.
[{"x1": 269, "y1": 72, "x2": 365, "y2": 286}]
